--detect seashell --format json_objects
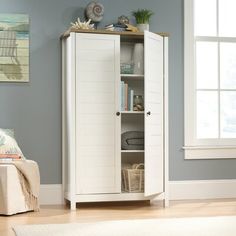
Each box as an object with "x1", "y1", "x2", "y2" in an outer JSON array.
[{"x1": 86, "y1": 1, "x2": 104, "y2": 23}]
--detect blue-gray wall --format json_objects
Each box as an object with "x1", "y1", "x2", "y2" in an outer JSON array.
[{"x1": 1, "y1": 0, "x2": 236, "y2": 184}]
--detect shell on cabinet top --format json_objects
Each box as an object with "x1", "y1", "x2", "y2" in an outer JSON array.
[{"x1": 85, "y1": 1, "x2": 104, "y2": 23}]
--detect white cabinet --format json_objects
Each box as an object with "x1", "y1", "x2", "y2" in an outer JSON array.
[{"x1": 62, "y1": 30, "x2": 169, "y2": 210}]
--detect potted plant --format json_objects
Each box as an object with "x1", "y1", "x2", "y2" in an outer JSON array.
[{"x1": 132, "y1": 9, "x2": 154, "y2": 32}]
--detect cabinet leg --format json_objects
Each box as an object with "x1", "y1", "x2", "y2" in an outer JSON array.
[
  {"x1": 150, "y1": 196, "x2": 169, "y2": 207},
  {"x1": 70, "y1": 201, "x2": 76, "y2": 210},
  {"x1": 64, "y1": 198, "x2": 69, "y2": 206},
  {"x1": 164, "y1": 198, "x2": 169, "y2": 207},
  {"x1": 150, "y1": 199, "x2": 160, "y2": 206}
]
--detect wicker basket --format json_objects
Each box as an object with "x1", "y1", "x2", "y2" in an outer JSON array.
[{"x1": 122, "y1": 163, "x2": 144, "y2": 193}]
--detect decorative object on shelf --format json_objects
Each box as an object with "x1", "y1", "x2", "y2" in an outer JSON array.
[
  {"x1": 120, "y1": 62, "x2": 134, "y2": 74},
  {"x1": 121, "y1": 131, "x2": 144, "y2": 150},
  {"x1": 0, "y1": 14, "x2": 29, "y2": 82},
  {"x1": 132, "y1": 43, "x2": 144, "y2": 74},
  {"x1": 137, "y1": 23, "x2": 149, "y2": 32},
  {"x1": 122, "y1": 163, "x2": 144, "y2": 193},
  {"x1": 70, "y1": 18, "x2": 94, "y2": 30},
  {"x1": 105, "y1": 16, "x2": 129, "y2": 32},
  {"x1": 133, "y1": 95, "x2": 144, "y2": 111},
  {"x1": 118, "y1": 15, "x2": 129, "y2": 25},
  {"x1": 85, "y1": 1, "x2": 104, "y2": 23},
  {"x1": 125, "y1": 23, "x2": 139, "y2": 32},
  {"x1": 132, "y1": 9, "x2": 154, "y2": 32},
  {"x1": 104, "y1": 23, "x2": 127, "y2": 32}
]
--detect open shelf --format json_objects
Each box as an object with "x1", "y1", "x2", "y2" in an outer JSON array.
[
  {"x1": 121, "y1": 150, "x2": 144, "y2": 153},
  {"x1": 121, "y1": 74, "x2": 144, "y2": 80},
  {"x1": 121, "y1": 192, "x2": 144, "y2": 195},
  {"x1": 121, "y1": 111, "x2": 144, "y2": 114},
  {"x1": 121, "y1": 74, "x2": 144, "y2": 77}
]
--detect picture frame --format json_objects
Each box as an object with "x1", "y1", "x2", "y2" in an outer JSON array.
[{"x1": 0, "y1": 14, "x2": 29, "y2": 82}]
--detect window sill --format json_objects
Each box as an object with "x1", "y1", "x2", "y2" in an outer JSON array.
[{"x1": 183, "y1": 146, "x2": 236, "y2": 159}]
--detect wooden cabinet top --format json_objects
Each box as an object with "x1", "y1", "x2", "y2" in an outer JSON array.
[{"x1": 61, "y1": 28, "x2": 169, "y2": 40}]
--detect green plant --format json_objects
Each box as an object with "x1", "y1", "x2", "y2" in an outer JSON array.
[{"x1": 132, "y1": 9, "x2": 154, "y2": 24}]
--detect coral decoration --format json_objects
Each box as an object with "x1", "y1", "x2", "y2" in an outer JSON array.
[{"x1": 70, "y1": 18, "x2": 95, "y2": 30}]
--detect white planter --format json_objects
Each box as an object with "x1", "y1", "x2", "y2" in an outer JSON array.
[{"x1": 137, "y1": 24, "x2": 149, "y2": 32}]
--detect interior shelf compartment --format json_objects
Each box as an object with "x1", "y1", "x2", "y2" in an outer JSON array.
[
  {"x1": 121, "y1": 152, "x2": 144, "y2": 162},
  {"x1": 121, "y1": 74, "x2": 144, "y2": 77},
  {"x1": 121, "y1": 74, "x2": 144, "y2": 80},
  {"x1": 121, "y1": 113, "x2": 144, "y2": 151},
  {"x1": 121, "y1": 114, "x2": 144, "y2": 134},
  {"x1": 121, "y1": 76, "x2": 144, "y2": 93},
  {"x1": 121, "y1": 111, "x2": 144, "y2": 114},
  {"x1": 120, "y1": 79, "x2": 144, "y2": 112},
  {"x1": 121, "y1": 150, "x2": 144, "y2": 153},
  {"x1": 121, "y1": 152, "x2": 144, "y2": 193}
]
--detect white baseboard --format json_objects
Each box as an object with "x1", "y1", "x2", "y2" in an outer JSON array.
[
  {"x1": 40, "y1": 184, "x2": 63, "y2": 205},
  {"x1": 169, "y1": 180, "x2": 236, "y2": 200},
  {"x1": 40, "y1": 180, "x2": 236, "y2": 205}
]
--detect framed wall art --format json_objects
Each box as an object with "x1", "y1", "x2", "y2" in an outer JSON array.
[{"x1": 0, "y1": 14, "x2": 29, "y2": 82}]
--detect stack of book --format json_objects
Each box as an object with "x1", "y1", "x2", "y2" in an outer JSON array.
[
  {"x1": 120, "y1": 81, "x2": 134, "y2": 111},
  {"x1": 105, "y1": 23, "x2": 127, "y2": 32},
  {"x1": 0, "y1": 153, "x2": 21, "y2": 162}
]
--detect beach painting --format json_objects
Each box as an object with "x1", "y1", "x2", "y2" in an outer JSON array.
[{"x1": 0, "y1": 14, "x2": 29, "y2": 82}]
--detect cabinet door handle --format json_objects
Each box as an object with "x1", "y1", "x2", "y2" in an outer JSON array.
[
  {"x1": 147, "y1": 111, "x2": 151, "y2": 116},
  {"x1": 116, "y1": 112, "x2": 121, "y2": 116}
]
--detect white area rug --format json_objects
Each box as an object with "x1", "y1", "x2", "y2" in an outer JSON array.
[{"x1": 13, "y1": 216, "x2": 236, "y2": 236}]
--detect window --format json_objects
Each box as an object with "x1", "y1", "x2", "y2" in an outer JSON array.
[{"x1": 184, "y1": 0, "x2": 236, "y2": 159}]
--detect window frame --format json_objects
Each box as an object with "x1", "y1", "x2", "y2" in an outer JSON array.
[{"x1": 184, "y1": 0, "x2": 236, "y2": 159}]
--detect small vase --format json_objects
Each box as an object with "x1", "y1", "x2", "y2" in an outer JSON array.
[
  {"x1": 137, "y1": 24, "x2": 149, "y2": 32},
  {"x1": 132, "y1": 43, "x2": 144, "y2": 75}
]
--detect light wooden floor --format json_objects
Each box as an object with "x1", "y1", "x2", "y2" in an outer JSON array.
[{"x1": 1, "y1": 199, "x2": 236, "y2": 236}]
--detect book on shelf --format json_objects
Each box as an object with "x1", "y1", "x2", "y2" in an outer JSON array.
[
  {"x1": 105, "y1": 27, "x2": 126, "y2": 32},
  {"x1": 105, "y1": 23, "x2": 127, "y2": 32},
  {"x1": 105, "y1": 23, "x2": 114, "y2": 28},
  {"x1": 121, "y1": 81, "x2": 124, "y2": 111},
  {"x1": 105, "y1": 23, "x2": 127, "y2": 28},
  {"x1": 120, "y1": 82, "x2": 134, "y2": 111},
  {"x1": 125, "y1": 83, "x2": 128, "y2": 111},
  {"x1": 129, "y1": 89, "x2": 134, "y2": 111},
  {"x1": 128, "y1": 87, "x2": 131, "y2": 111}
]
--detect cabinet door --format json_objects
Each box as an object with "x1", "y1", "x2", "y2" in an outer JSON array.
[
  {"x1": 75, "y1": 33, "x2": 121, "y2": 194},
  {"x1": 144, "y1": 31, "x2": 164, "y2": 196}
]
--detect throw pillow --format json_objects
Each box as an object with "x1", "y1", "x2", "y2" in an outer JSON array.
[{"x1": 0, "y1": 129, "x2": 25, "y2": 159}]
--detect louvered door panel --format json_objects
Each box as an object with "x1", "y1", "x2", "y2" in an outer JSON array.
[
  {"x1": 75, "y1": 33, "x2": 120, "y2": 194},
  {"x1": 144, "y1": 31, "x2": 164, "y2": 196}
]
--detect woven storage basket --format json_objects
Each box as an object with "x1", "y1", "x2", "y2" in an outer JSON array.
[{"x1": 122, "y1": 163, "x2": 144, "y2": 193}]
